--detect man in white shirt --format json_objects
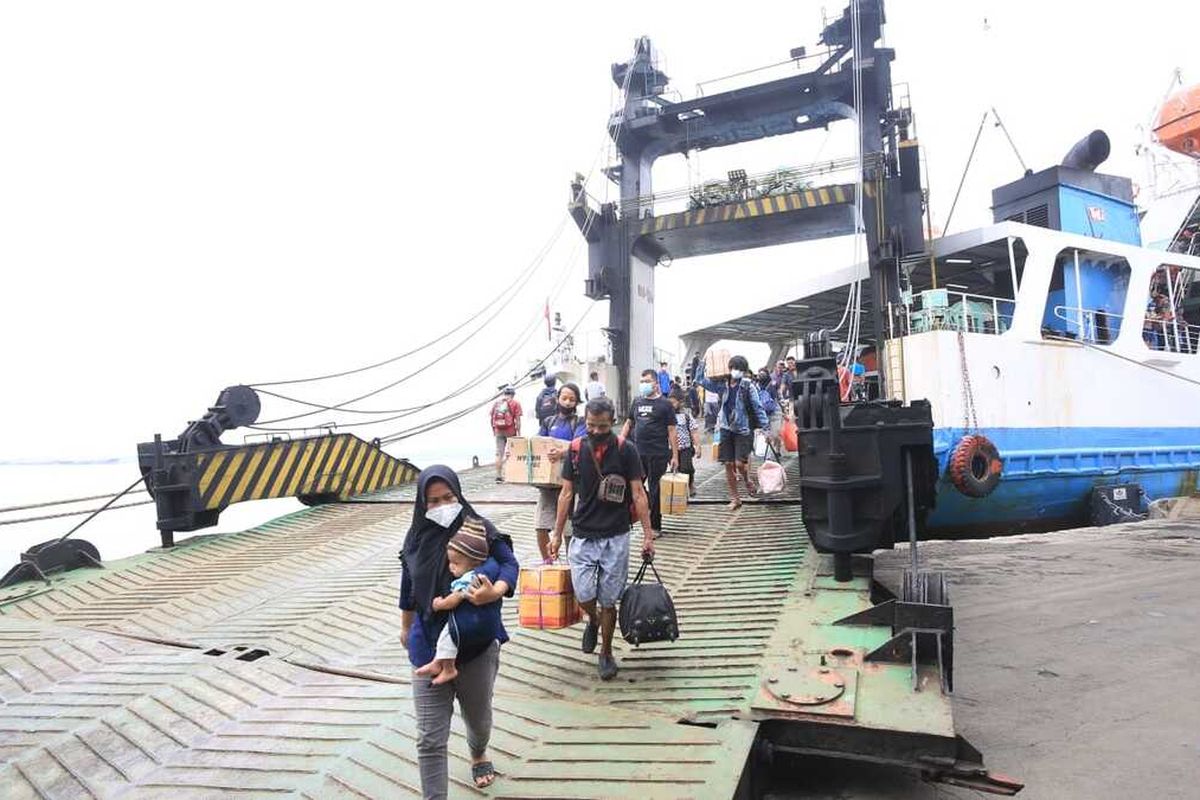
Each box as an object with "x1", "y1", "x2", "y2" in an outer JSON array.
[{"x1": 585, "y1": 371, "x2": 607, "y2": 401}]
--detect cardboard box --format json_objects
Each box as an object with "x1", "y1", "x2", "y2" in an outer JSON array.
[
  {"x1": 519, "y1": 593, "x2": 582, "y2": 629},
  {"x1": 660, "y1": 472, "x2": 690, "y2": 516},
  {"x1": 518, "y1": 563, "x2": 580, "y2": 629},
  {"x1": 502, "y1": 436, "x2": 565, "y2": 486},
  {"x1": 704, "y1": 348, "x2": 732, "y2": 378},
  {"x1": 710, "y1": 442, "x2": 720, "y2": 461},
  {"x1": 518, "y1": 563, "x2": 573, "y2": 595}
]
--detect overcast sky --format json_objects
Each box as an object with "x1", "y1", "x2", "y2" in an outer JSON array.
[{"x1": 1, "y1": 1, "x2": 1197, "y2": 463}]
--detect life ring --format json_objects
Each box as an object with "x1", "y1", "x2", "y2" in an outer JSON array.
[{"x1": 948, "y1": 434, "x2": 1003, "y2": 498}]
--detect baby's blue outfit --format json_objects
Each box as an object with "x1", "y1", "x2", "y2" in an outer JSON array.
[{"x1": 449, "y1": 569, "x2": 477, "y2": 594}]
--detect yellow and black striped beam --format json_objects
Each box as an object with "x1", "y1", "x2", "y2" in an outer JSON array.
[
  {"x1": 193, "y1": 434, "x2": 418, "y2": 511},
  {"x1": 638, "y1": 182, "x2": 863, "y2": 236}
]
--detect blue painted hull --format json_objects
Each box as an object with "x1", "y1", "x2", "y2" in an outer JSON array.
[{"x1": 925, "y1": 427, "x2": 1200, "y2": 536}]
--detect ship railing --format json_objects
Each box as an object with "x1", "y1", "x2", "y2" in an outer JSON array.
[
  {"x1": 1050, "y1": 304, "x2": 1200, "y2": 352},
  {"x1": 905, "y1": 289, "x2": 1015, "y2": 336},
  {"x1": 1142, "y1": 315, "x2": 1200, "y2": 354},
  {"x1": 1050, "y1": 305, "x2": 1125, "y2": 345}
]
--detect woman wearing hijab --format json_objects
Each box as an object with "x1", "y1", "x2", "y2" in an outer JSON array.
[
  {"x1": 400, "y1": 465, "x2": 519, "y2": 797},
  {"x1": 534, "y1": 382, "x2": 585, "y2": 561}
]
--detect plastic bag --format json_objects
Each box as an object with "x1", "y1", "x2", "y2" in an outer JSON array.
[
  {"x1": 758, "y1": 459, "x2": 787, "y2": 495},
  {"x1": 781, "y1": 417, "x2": 799, "y2": 452}
]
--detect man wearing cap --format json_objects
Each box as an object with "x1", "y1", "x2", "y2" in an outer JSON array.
[{"x1": 490, "y1": 387, "x2": 522, "y2": 483}]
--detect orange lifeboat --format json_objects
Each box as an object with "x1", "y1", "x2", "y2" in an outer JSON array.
[{"x1": 1154, "y1": 83, "x2": 1200, "y2": 159}]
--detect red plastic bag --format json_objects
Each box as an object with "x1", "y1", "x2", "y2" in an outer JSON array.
[{"x1": 781, "y1": 417, "x2": 799, "y2": 452}]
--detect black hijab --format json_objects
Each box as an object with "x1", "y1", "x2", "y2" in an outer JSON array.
[{"x1": 400, "y1": 465, "x2": 503, "y2": 620}]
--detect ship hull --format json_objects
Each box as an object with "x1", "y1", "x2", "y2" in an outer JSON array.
[{"x1": 926, "y1": 425, "x2": 1200, "y2": 536}]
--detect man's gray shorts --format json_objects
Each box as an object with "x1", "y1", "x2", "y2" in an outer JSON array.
[
  {"x1": 567, "y1": 533, "x2": 630, "y2": 608},
  {"x1": 535, "y1": 486, "x2": 560, "y2": 530},
  {"x1": 495, "y1": 434, "x2": 509, "y2": 459}
]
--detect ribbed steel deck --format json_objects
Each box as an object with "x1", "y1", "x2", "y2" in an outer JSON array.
[{"x1": 0, "y1": 456, "x2": 957, "y2": 798}]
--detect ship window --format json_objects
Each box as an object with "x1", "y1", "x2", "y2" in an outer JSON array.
[
  {"x1": 906, "y1": 237, "x2": 1025, "y2": 335},
  {"x1": 1143, "y1": 264, "x2": 1200, "y2": 354},
  {"x1": 1040, "y1": 248, "x2": 1131, "y2": 345}
]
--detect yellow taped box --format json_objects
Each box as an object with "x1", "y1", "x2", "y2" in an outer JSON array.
[
  {"x1": 502, "y1": 436, "x2": 565, "y2": 487},
  {"x1": 518, "y1": 563, "x2": 582, "y2": 629},
  {"x1": 660, "y1": 472, "x2": 690, "y2": 516}
]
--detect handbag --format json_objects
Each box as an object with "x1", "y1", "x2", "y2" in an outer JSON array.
[{"x1": 618, "y1": 558, "x2": 679, "y2": 647}]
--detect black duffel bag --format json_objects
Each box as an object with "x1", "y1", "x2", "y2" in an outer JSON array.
[{"x1": 618, "y1": 558, "x2": 679, "y2": 647}]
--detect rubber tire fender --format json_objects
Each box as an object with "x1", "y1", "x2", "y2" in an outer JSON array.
[{"x1": 948, "y1": 434, "x2": 1003, "y2": 498}]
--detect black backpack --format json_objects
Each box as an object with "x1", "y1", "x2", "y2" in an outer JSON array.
[
  {"x1": 618, "y1": 559, "x2": 679, "y2": 647},
  {"x1": 739, "y1": 380, "x2": 762, "y2": 433},
  {"x1": 536, "y1": 388, "x2": 558, "y2": 422}
]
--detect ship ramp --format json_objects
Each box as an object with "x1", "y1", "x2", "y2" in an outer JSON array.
[{"x1": 0, "y1": 457, "x2": 1008, "y2": 798}]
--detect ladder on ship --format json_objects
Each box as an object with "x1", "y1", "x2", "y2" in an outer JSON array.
[
  {"x1": 1169, "y1": 191, "x2": 1200, "y2": 256},
  {"x1": 882, "y1": 336, "x2": 907, "y2": 402}
]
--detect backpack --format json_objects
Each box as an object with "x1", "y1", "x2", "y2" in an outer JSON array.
[
  {"x1": 491, "y1": 400, "x2": 515, "y2": 432},
  {"x1": 759, "y1": 386, "x2": 779, "y2": 416},
  {"x1": 569, "y1": 435, "x2": 636, "y2": 525},
  {"x1": 618, "y1": 559, "x2": 679, "y2": 646},
  {"x1": 536, "y1": 389, "x2": 558, "y2": 422},
  {"x1": 739, "y1": 381, "x2": 763, "y2": 432}
]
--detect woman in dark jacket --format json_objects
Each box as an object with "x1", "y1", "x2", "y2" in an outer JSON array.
[{"x1": 400, "y1": 465, "x2": 518, "y2": 797}]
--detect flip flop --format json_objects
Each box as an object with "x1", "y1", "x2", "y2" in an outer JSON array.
[{"x1": 472, "y1": 760, "x2": 496, "y2": 788}]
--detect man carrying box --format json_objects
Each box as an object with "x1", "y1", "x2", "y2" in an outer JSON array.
[{"x1": 550, "y1": 397, "x2": 654, "y2": 681}]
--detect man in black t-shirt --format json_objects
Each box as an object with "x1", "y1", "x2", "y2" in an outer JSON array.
[
  {"x1": 621, "y1": 369, "x2": 678, "y2": 537},
  {"x1": 551, "y1": 397, "x2": 654, "y2": 681}
]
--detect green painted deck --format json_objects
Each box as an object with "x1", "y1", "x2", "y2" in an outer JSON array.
[{"x1": 0, "y1": 457, "x2": 960, "y2": 799}]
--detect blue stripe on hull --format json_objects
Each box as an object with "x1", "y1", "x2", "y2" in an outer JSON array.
[{"x1": 926, "y1": 427, "x2": 1200, "y2": 535}]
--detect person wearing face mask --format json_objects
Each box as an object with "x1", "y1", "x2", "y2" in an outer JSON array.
[
  {"x1": 621, "y1": 369, "x2": 678, "y2": 538},
  {"x1": 550, "y1": 397, "x2": 654, "y2": 681},
  {"x1": 533, "y1": 383, "x2": 586, "y2": 561},
  {"x1": 694, "y1": 353, "x2": 770, "y2": 509},
  {"x1": 757, "y1": 368, "x2": 783, "y2": 457},
  {"x1": 399, "y1": 465, "x2": 519, "y2": 795}
]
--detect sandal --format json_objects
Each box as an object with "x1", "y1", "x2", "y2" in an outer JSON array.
[{"x1": 472, "y1": 760, "x2": 496, "y2": 788}]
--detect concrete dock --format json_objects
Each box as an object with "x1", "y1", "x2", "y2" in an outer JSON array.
[{"x1": 767, "y1": 517, "x2": 1200, "y2": 799}]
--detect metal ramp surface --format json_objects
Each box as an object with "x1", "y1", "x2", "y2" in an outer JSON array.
[{"x1": 0, "y1": 456, "x2": 968, "y2": 798}]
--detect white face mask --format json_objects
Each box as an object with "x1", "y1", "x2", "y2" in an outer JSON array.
[
  {"x1": 730, "y1": 369, "x2": 744, "y2": 380},
  {"x1": 426, "y1": 502, "x2": 462, "y2": 528}
]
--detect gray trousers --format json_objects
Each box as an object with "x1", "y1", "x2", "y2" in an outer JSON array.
[{"x1": 412, "y1": 640, "x2": 500, "y2": 800}]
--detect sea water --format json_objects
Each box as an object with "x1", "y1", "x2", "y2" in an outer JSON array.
[{"x1": 0, "y1": 420, "x2": 492, "y2": 575}]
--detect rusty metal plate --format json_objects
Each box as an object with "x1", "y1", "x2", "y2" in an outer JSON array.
[
  {"x1": 751, "y1": 662, "x2": 859, "y2": 719},
  {"x1": 763, "y1": 665, "x2": 848, "y2": 705}
]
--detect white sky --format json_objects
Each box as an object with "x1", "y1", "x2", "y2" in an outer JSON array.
[{"x1": 2, "y1": 1, "x2": 1197, "y2": 463}]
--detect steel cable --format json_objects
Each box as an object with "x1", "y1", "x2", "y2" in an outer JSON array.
[{"x1": 246, "y1": 216, "x2": 570, "y2": 389}]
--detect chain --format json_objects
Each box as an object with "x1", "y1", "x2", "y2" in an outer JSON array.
[{"x1": 956, "y1": 330, "x2": 979, "y2": 432}]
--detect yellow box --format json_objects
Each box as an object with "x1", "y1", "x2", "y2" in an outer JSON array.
[
  {"x1": 518, "y1": 564, "x2": 579, "y2": 629},
  {"x1": 519, "y1": 593, "x2": 581, "y2": 629},
  {"x1": 518, "y1": 563, "x2": 573, "y2": 595},
  {"x1": 710, "y1": 442, "x2": 720, "y2": 461},
  {"x1": 502, "y1": 436, "x2": 565, "y2": 486},
  {"x1": 660, "y1": 472, "x2": 690, "y2": 516}
]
